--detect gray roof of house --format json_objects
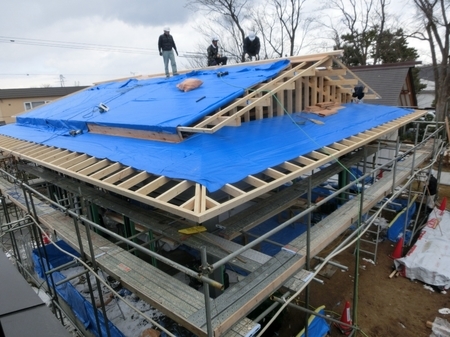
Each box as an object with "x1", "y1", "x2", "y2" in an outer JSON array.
[
  {"x1": 350, "y1": 62, "x2": 418, "y2": 106},
  {"x1": 0, "y1": 86, "x2": 89, "y2": 99}
]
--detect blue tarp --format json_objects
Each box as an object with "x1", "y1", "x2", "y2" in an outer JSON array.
[
  {"x1": 245, "y1": 212, "x2": 307, "y2": 256},
  {"x1": 387, "y1": 198, "x2": 416, "y2": 242},
  {"x1": 15, "y1": 60, "x2": 290, "y2": 135},
  {"x1": 296, "y1": 306, "x2": 330, "y2": 337},
  {"x1": 0, "y1": 58, "x2": 415, "y2": 192},
  {"x1": 32, "y1": 241, "x2": 125, "y2": 337},
  {"x1": 0, "y1": 103, "x2": 414, "y2": 192}
]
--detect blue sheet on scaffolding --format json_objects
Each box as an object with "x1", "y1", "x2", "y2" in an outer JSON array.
[
  {"x1": 14, "y1": 60, "x2": 290, "y2": 135},
  {"x1": 0, "y1": 104, "x2": 414, "y2": 192},
  {"x1": 32, "y1": 241, "x2": 125, "y2": 337},
  {"x1": 387, "y1": 199, "x2": 416, "y2": 242},
  {"x1": 297, "y1": 307, "x2": 330, "y2": 337},
  {"x1": 245, "y1": 212, "x2": 307, "y2": 256}
]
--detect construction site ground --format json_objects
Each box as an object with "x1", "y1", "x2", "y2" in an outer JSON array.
[{"x1": 276, "y1": 184, "x2": 450, "y2": 337}]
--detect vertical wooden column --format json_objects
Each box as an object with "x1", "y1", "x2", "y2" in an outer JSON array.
[
  {"x1": 255, "y1": 92, "x2": 263, "y2": 119},
  {"x1": 310, "y1": 77, "x2": 317, "y2": 106},
  {"x1": 303, "y1": 76, "x2": 310, "y2": 108},
  {"x1": 275, "y1": 91, "x2": 285, "y2": 116},
  {"x1": 295, "y1": 78, "x2": 303, "y2": 112},
  {"x1": 318, "y1": 76, "x2": 324, "y2": 103}
]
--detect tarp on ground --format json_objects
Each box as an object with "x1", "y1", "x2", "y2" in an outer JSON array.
[
  {"x1": 395, "y1": 208, "x2": 450, "y2": 288},
  {"x1": 32, "y1": 240, "x2": 125, "y2": 337}
]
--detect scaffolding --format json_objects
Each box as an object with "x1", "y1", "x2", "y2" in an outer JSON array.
[
  {"x1": 0, "y1": 118, "x2": 444, "y2": 336},
  {"x1": 0, "y1": 52, "x2": 445, "y2": 336}
]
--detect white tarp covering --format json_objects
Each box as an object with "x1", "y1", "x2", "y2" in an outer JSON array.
[{"x1": 395, "y1": 207, "x2": 450, "y2": 289}]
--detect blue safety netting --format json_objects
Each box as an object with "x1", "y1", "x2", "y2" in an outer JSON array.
[{"x1": 32, "y1": 241, "x2": 125, "y2": 337}]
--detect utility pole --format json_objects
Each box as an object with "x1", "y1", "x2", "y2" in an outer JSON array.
[{"x1": 59, "y1": 74, "x2": 65, "y2": 87}]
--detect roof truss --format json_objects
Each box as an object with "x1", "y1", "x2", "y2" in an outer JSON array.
[{"x1": 178, "y1": 51, "x2": 380, "y2": 137}]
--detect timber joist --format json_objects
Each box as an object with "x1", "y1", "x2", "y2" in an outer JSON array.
[{"x1": 0, "y1": 109, "x2": 426, "y2": 223}]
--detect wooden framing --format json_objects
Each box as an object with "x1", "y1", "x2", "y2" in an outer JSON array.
[
  {"x1": 0, "y1": 51, "x2": 426, "y2": 223},
  {"x1": 177, "y1": 52, "x2": 362, "y2": 136},
  {"x1": 88, "y1": 51, "x2": 380, "y2": 142},
  {"x1": 0, "y1": 109, "x2": 426, "y2": 223}
]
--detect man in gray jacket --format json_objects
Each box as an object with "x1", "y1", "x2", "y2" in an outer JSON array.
[{"x1": 158, "y1": 27, "x2": 178, "y2": 78}]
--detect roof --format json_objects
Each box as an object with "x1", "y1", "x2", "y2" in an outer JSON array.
[
  {"x1": 0, "y1": 252, "x2": 71, "y2": 337},
  {"x1": 15, "y1": 61, "x2": 290, "y2": 136},
  {"x1": 350, "y1": 62, "x2": 419, "y2": 106},
  {"x1": 0, "y1": 86, "x2": 88, "y2": 99},
  {"x1": 0, "y1": 51, "x2": 425, "y2": 223}
]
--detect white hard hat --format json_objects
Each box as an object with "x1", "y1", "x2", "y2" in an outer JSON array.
[
  {"x1": 212, "y1": 37, "x2": 219, "y2": 41},
  {"x1": 249, "y1": 32, "x2": 256, "y2": 41},
  {"x1": 164, "y1": 27, "x2": 170, "y2": 32}
]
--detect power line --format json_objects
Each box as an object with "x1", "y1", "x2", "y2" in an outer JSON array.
[
  {"x1": 0, "y1": 36, "x2": 160, "y2": 55},
  {"x1": 0, "y1": 36, "x2": 205, "y2": 58}
]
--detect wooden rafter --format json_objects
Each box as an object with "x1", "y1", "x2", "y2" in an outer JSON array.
[{"x1": 0, "y1": 109, "x2": 426, "y2": 223}]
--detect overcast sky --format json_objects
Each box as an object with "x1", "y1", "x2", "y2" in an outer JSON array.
[
  {"x1": 0, "y1": 0, "x2": 203, "y2": 89},
  {"x1": 0, "y1": 0, "x2": 431, "y2": 90}
]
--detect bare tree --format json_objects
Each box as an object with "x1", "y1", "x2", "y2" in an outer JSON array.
[
  {"x1": 411, "y1": 0, "x2": 450, "y2": 121},
  {"x1": 186, "y1": 0, "x2": 315, "y2": 63},
  {"x1": 371, "y1": 0, "x2": 387, "y2": 64},
  {"x1": 253, "y1": 3, "x2": 285, "y2": 58},
  {"x1": 321, "y1": 0, "x2": 393, "y2": 65},
  {"x1": 272, "y1": 0, "x2": 312, "y2": 56},
  {"x1": 186, "y1": 0, "x2": 251, "y2": 63}
]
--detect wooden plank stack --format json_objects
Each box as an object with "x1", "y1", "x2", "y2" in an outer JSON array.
[{"x1": 304, "y1": 102, "x2": 344, "y2": 117}]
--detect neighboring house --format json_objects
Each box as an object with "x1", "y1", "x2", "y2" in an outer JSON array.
[
  {"x1": 350, "y1": 61, "x2": 420, "y2": 107},
  {"x1": 350, "y1": 62, "x2": 421, "y2": 166},
  {"x1": 0, "y1": 86, "x2": 88, "y2": 124}
]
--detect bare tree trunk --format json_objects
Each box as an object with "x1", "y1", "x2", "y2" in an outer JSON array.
[
  {"x1": 372, "y1": 0, "x2": 387, "y2": 64},
  {"x1": 413, "y1": 0, "x2": 450, "y2": 121}
]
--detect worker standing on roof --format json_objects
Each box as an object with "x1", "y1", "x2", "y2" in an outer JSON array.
[
  {"x1": 243, "y1": 32, "x2": 260, "y2": 61},
  {"x1": 207, "y1": 37, "x2": 228, "y2": 66},
  {"x1": 158, "y1": 27, "x2": 179, "y2": 78},
  {"x1": 352, "y1": 85, "x2": 365, "y2": 103}
]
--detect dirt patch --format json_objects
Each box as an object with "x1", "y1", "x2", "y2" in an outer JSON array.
[
  {"x1": 276, "y1": 234, "x2": 449, "y2": 337},
  {"x1": 274, "y1": 179, "x2": 450, "y2": 337}
]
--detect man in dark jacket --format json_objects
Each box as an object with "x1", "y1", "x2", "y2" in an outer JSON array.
[
  {"x1": 243, "y1": 32, "x2": 260, "y2": 61},
  {"x1": 207, "y1": 37, "x2": 227, "y2": 66},
  {"x1": 352, "y1": 85, "x2": 365, "y2": 103},
  {"x1": 158, "y1": 27, "x2": 178, "y2": 78}
]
